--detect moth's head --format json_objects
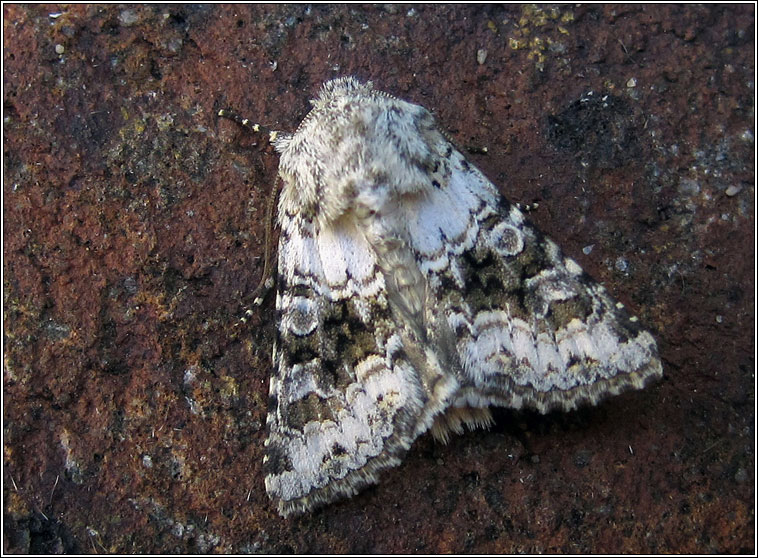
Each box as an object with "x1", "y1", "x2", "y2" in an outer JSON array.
[
  {"x1": 276, "y1": 78, "x2": 451, "y2": 228},
  {"x1": 311, "y1": 76, "x2": 377, "y2": 109}
]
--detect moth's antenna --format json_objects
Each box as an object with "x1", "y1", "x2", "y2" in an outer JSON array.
[
  {"x1": 218, "y1": 109, "x2": 280, "y2": 144},
  {"x1": 218, "y1": 108, "x2": 280, "y2": 317}
]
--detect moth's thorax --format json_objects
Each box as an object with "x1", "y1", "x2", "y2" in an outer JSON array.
[{"x1": 275, "y1": 78, "x2": 450, "y2": 229}]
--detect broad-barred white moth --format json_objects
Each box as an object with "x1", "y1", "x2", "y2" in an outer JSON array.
[{"x1": 224, "y1": 77, "x2": 662, "y2": 517}]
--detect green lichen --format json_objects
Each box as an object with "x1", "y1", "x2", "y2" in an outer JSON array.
[{"x1": 506, "y1": 4, "x2": 574, "y2": 71}]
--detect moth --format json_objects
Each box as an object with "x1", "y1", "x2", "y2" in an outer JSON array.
[{"x1": 229, "y1": 77, "x2": 662, "y2": 517}]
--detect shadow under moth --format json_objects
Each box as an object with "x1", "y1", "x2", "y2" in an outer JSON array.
[{"x1": 223, "y1": 77, "x2": 662, "y2": 517}]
